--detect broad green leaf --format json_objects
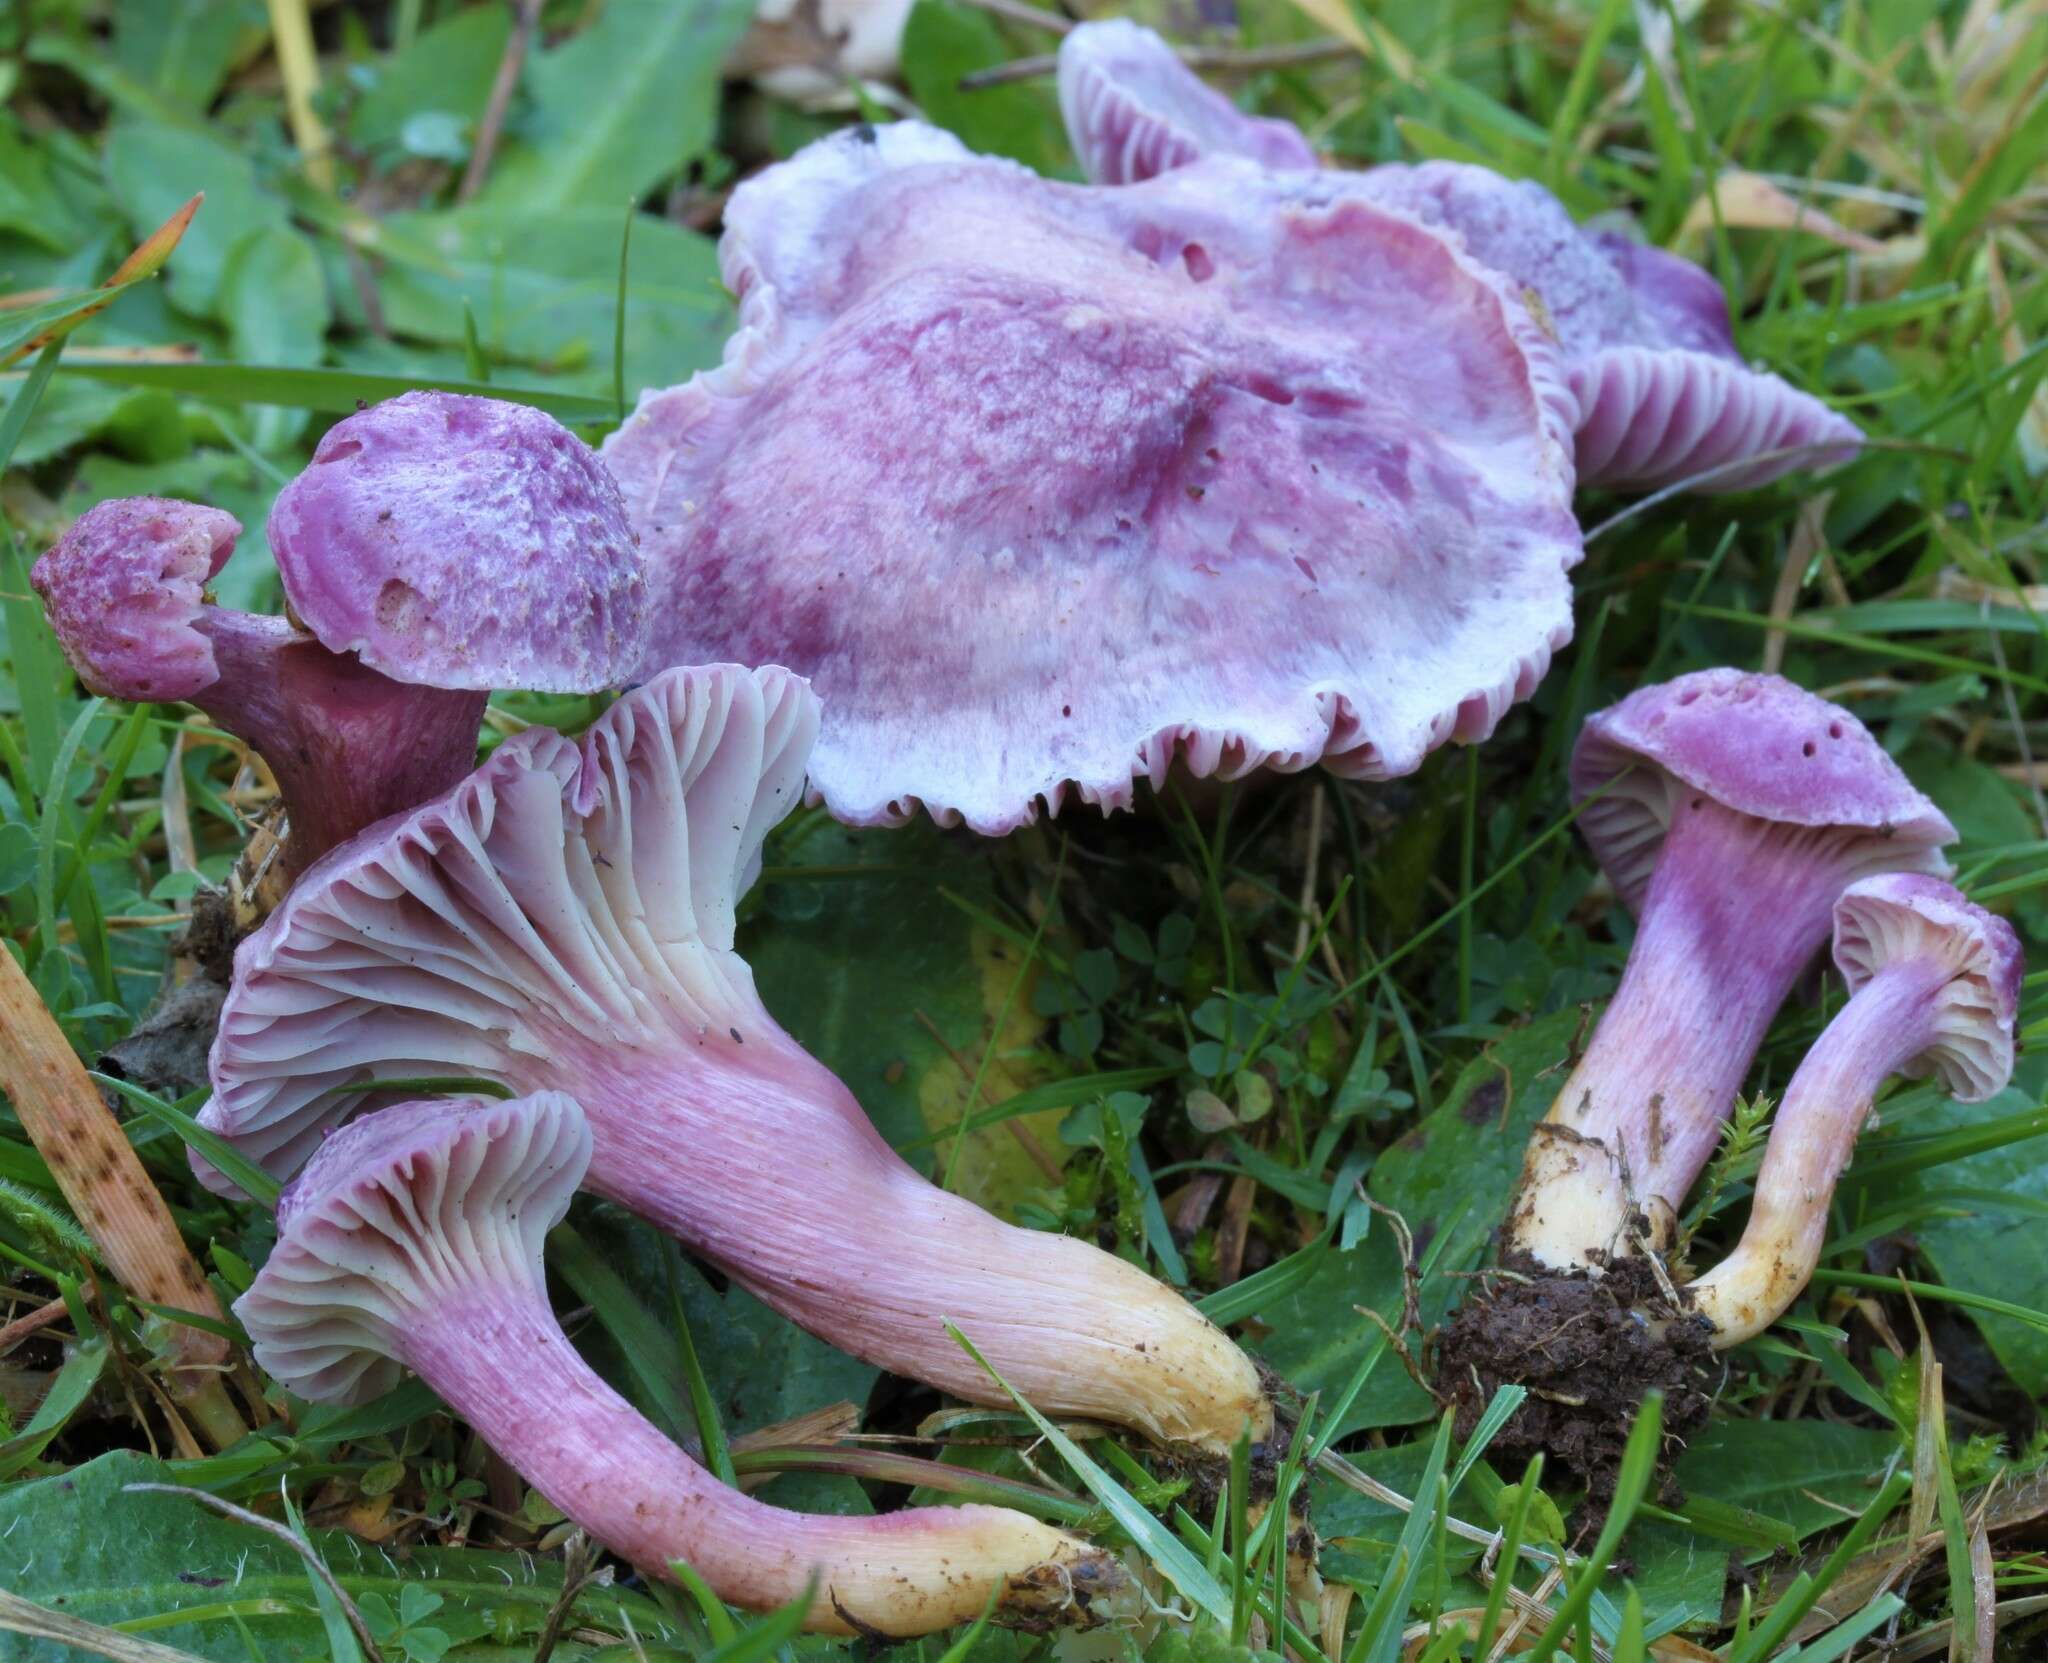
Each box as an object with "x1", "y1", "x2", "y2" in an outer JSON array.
[
  {"x1": 218, "y1": 227, "x2": 330, "y2": 451},
  {"x1": 0, "y1": 115, "x2": 95, "y2": 252},
  {"x1": 1899, "y1": 1067, "x2": 2048, "y2": 1393},
  {"x1": 1256, "y1": 1010, "x2": 1579, "y2": 1434},
  {"x1": 0, "y1": 1450, "x2": 668, "y2": 1661},
  {"x1": 479, "y1": 0, "x2": 757, "y2": 212},
  {"x1": 364, "y1": 205, "x2": 727, "y2": 401},
  {"x1": 102, "y1": 121, "x2": 290, "y2": 317},
  {"x1": 1673, "y1": 1419, "x2": 1901, "y2": 1543},
  {"x1": 746, "y1": 819, "x2": 1069, "y2": 1213},
  {"x1": 348, "y1": 3, "x2": 512, "y2": 161},
  {"x1": 43, "y1": 360, "x2": 613, "y2": 423},
  {"x1": 901, "y1": 1, "x2": 1074, "y2": 178},
  {"x1": 110, "y1": 0, "x2": 266, "y2": 114}
]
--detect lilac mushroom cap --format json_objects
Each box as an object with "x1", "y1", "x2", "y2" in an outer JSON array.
[
  {"x1": 1057, "y1": 18, "x2": 1317, "y2": 185},
  {"x1": 1053, "y1": 20, "x2": 1863, "y2": 494},
  {"x1": 31, "y1": 498, "x2": 240, "y2": 702},
  {"x1": 272, "y1": 390, "x2": 650, "y2": 691},
  {"x1": 1572, "y1": 667, "x2": 1957, "y2": 914},
  {"x1": 604, "y1": 121, "x2": 1581, "y2": 833},
  {"x1": 1832, "y1": 873, "x2": 2022, "y2": 1102}
]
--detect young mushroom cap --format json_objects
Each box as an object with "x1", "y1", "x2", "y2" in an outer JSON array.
[
  {"x1": 204, "y1": 664, "x2": 1275, "y2": 1458},
  {"x1": 31, "y1": 497, "x2": 240, "y2": 702},
  {"x1": 1683, "y1": 875, "x2": 2020, "y2": 1346},
  {"x1": 603, "y1": 121, "x2": 1580, "y2": 832},
  {"x1": 240, "y1": 1093, "x2": 1131, "y2": 1636},
  {"x1": 1508, "y1": 668, "x2": 1956, "y2": 1266},
  {"x1": 271, "y1": 390, "x2": 649, "y2": 692},
  {"x1": 1052, "y1": 19, "x2": 1862, "y2": 494},
  {"x1": 31, "y1": 395, "x2": 649, "y2": 878},
  {"x1": 1057, "y1": 18, "x2": 1317, "y2": 185}
]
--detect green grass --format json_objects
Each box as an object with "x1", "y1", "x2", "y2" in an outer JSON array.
[{"x1": 1, "y1": 0, "x2": 2046, "y2": 1659}]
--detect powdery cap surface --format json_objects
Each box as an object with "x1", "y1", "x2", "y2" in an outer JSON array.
[
  {"x1": 1058, "y1": 19, "x2": 1316, "y2": 185},
  {"x1": 198, "y1": 663, "x2": 817, "y2": 1190},
  {"x1": 271, "y1": 391, "x2": 649, "y2": 692},
  {"x1": 242, "y1": 1094, "x2": 591, "y2": 1405},
  {"x1": 1049, "y1": 21, "x2": 1861, "y2": 494},
  {"x1": 1571, "y1": 669, "x2": 1956, "y2": 911},
  {"x1": 1832, "y1": 874, "x2": 2022, "y2": 1103},
  {"x1": 31, "y1": 498, "x2": 240, "y2": 701},
  {"x1": 604, "y1": 122, "x2": 1580, "y2": 833}
]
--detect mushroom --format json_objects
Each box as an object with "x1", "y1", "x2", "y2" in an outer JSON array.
[
  {"x1": 1685, "y1": 875, "x2": 2020, "y2": 1346},
  {"x1": 238, "y1": 1091, "x2": 1132, "y2": 1636},
  {"x1": 203, "y1": 664, "x2": 1277, "y2": 1460},
  {"x1": 601, "y1": 119, "x2": 1580, "y2": 832},
  {"x1": 1057, "y1": 17, "x2": 1317, "y2": 184},
  {"x1": 1054, "y1": 19, "x2": 1864, "y2": 494},
  {"x1": 1509, "y1": 669, "x2": 1956, "y2": 1271},
  {"x1": 31, "y1": 393, "x2": 647, "y2": 878}
]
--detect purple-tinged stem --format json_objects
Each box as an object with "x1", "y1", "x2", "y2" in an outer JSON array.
[
  {"x1": 1509, "y1": 797, "x2": 1856, "y2": 1267},
  {"x1": 194, "y1": 614, "x2": 485, "y2": 877},
  {"x1": 406, "y1": 1282, "x2": 1125, "y2": 1634},
  {"x1": 572, "y1": 1027, "x2": 1274, "y2": 1458},
  {"x1": 1684, "y1": 958, "x2": 1949, "y2": 1346}
]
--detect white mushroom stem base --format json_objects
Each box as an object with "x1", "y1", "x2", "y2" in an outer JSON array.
[
  {"x1": 1508, "y1": 796, "x2": 1849, "y2": 1270},
  {"x1": 407, "y1": 1288, "x2": 1128, "y2": 1635},
  {"x1": 1681, "y1": 955, "x2": 1951, "y2": 1347}
]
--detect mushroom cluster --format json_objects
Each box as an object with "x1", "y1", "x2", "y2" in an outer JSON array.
[
  {"x1": 1438, "y1": 671, "x2": 2019, "y2": 1492},
  {"x1": 32, "y1": 393, "x2": 648, "y2": 881},
  {"x1": 29, "y1": 23, "x2": 2016, "y2": 1643}
]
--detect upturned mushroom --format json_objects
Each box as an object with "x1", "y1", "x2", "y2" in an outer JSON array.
[
  {"x1": 1509, "y1": 669, "x2": 1955, "y2": 1269},
  {"x1": 603, "y1": 119, "x2": 1580, "y2": 832},
  {"x1": 31, "y1": 393, "x2": 646, "y2": 878},
  {"x1": 1686, "y1": 875, "x2": 2020, "y2": 1345},
  {"x1": 202, "y1": 664, "x2": 1277, "y2": 1459},
  {"x1": 1055, "y1": 19, "x2": 1864, "y2": 493},
  {"x1": 238, "y1": 1091, "x2": 1132, "y2": 1636}
]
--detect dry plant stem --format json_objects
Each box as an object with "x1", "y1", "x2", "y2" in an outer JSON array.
[
  {"x1": 0, "y1": 949, "x2": 243, "y2": 1448},
  {"x1": 0, "y1": 1586, "x2": 215, "y2": 1663},
  {"x1": 1510, "y1": 799, "x2": 1850, "y2": 1266}
]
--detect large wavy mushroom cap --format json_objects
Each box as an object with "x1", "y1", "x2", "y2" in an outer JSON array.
[
  {"x1": 1055, "y1": 19, "x2": 1863, "y2": 494},
  {"x1": 605, "y1": 121, "x2": 1581, "y2": 832}
]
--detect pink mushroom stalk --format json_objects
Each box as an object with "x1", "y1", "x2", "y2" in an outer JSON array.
[
  {"x1": 1508, "y1": 670, "x2": 1955, "y2": 1270},
  {"x1": 202, "y1": 665, "x2": 1276, "y2": 1459},
  {"x1": 603, "y1": 119, "x2": 1580, "y2": 832},
  {"x1": 1055, "y1": 19, "x2": 1864, "y2": 494},
  {"x1": 238, "y1": 1092, "x2": 1132, "y2": 1636},
  {"x1": 1685, "y1": 875, "x2": 2020, "y2": 1346},
  {"x1": 31, "y1": 393, "x2": 646, "y2": 878}
]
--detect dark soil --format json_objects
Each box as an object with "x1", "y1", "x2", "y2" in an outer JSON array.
[
  {"x1": 1432, "y1": 1252, "x2": 1716, "y2": 1506},
  {"x1": 99, "y1": 975, "x2": 226, "y2": 1102}
]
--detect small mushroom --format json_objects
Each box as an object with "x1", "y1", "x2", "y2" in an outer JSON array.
[
  {"x1": 31, "y1": 393, "x2": 647, "y2": 878},
  {"x1": 1685, "y1": 875, "x2": 2020, "y2": 1346},
  {"x1": 1509, "y1": 669, "x2": 1955, "y2": 1271},
  {"x1": 204, "y1": 665, "x2": 1277, "y2": 1459},
  {"x1": 1054, "y1": 19, "x2": 1864, "y2": 494},
  {"x1": 604, "y1": 121, "x2": 1580, "y2": 831},
  {"x1": 238, "y1": 1092, "x2": 1132, "y2": 1636},
  {"x1": 1058, "y1": 17, "x2": 1317, "y2": 184}
]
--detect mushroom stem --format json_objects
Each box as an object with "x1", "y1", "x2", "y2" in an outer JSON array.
[
  {"x1": 193, "y1": 614, "x2": 486, "y2": 875},
  {"x1": 1509, "y1": 796, "x2": 1846, "y2": 1266},
  {"x1": 408, "y1": 1284, "x2": 1121, "y2": 1634},
  {"x1": 586, "y1": 1035, "x2": 1274, "y2": 1457},
  {"x1": 1682, "y1": 956, "x2": 1949, "y2": 1347}
]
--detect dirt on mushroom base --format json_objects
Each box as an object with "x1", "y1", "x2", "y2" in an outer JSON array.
[{"x1": 1433, "y1": 1253, "x2": 1716, "y2": 1509}]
